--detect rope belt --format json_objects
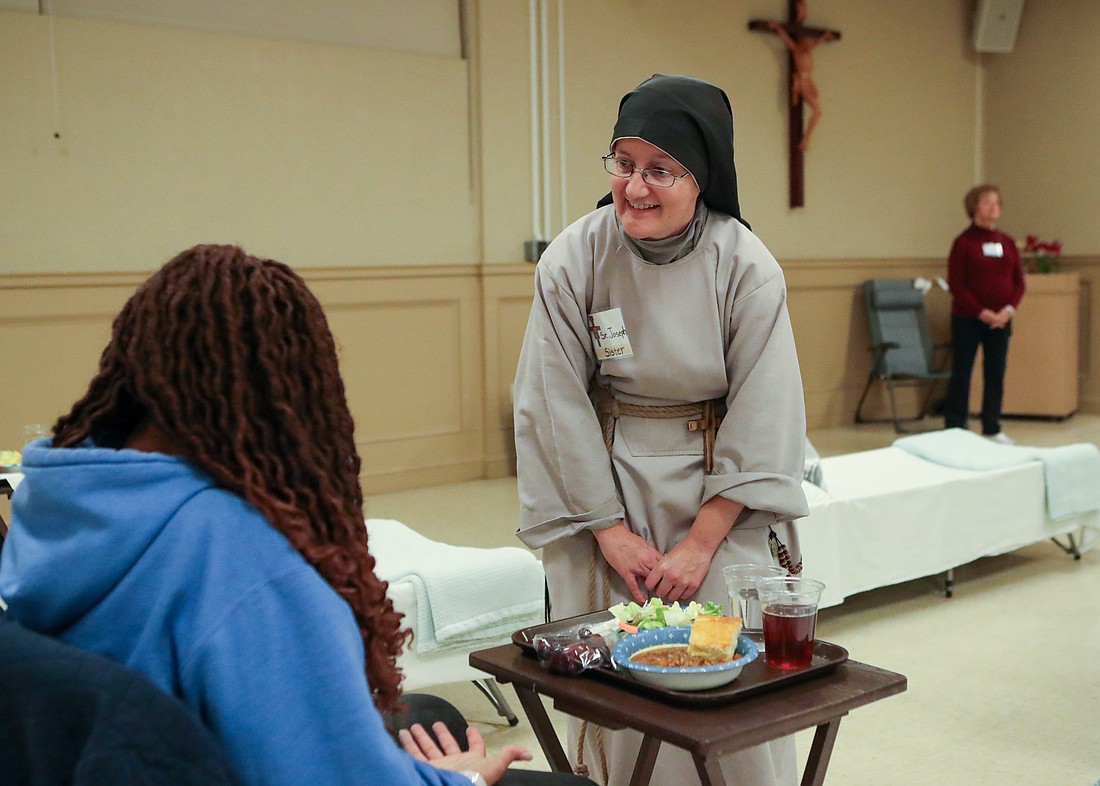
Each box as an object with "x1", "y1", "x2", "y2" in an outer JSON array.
[
  {"x1": 573, "y1": 388, "x2": 725, "y2": 780},
  {"x1": 576, "y1": 532, "x2": 610, "y2": 782},
  {"x1": 594, "y1": 388, "x2": 725, "y2": 473}
]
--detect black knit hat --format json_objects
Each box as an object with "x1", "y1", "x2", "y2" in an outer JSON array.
[{"x1": 597, "y1": 74, "x2": 748, "y2": 229}]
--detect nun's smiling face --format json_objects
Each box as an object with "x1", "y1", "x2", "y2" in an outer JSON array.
[{"x1": 610, "y1": 138, "x2": 701, "y2": 241}]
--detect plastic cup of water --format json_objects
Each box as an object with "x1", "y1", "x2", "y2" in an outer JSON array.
[{"x1": 722, "y1": 564, "x2": 787, "y2": 647}]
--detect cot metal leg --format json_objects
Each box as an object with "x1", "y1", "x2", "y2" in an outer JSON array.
[
  {"x1": 1051, "y1": 533, "x2": 1082, "y2": 560},
  {"x1": 943, "y1": 568, "x2": 954, "y2": 598},
  {"x1": 472, "y1": 678, "x2": 520, "y2": 726}
]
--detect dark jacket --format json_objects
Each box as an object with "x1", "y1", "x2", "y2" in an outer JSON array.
[{"x1": 0, "y1": 616, "x2": 239, "y2": 785}]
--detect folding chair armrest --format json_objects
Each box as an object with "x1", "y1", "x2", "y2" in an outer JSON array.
[{"x1": 869, "y1": 341, "x2": 900, "y2": 359}]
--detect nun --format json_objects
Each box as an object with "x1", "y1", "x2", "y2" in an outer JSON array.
[{"x1": 512, "y1": 74, "x2": 809, "y2": 785}]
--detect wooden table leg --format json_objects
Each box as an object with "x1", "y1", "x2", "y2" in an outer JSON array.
[
  {"x1": 513, "y1": 684, "x2": 573, "y2": 773},
  {"x1": 692, "y1": 751, "x2": 728, "y2": 786},
  {"x1": 627, "y1": 733, "x2": 662, "y2": 786},
  {"x1": 800, "y1": 717, "x2": 843, "y2": 786}
]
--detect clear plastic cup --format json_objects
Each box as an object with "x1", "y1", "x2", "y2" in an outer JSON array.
[
  {"x1": 756, "y1": 577, "x2": 827, "y2": 670},
  {"x1": 722, "y1": 564, "x2": 787, "y2": 646}
]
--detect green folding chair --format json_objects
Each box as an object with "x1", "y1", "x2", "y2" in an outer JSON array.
[{"x1": 855, "y1": 279, "x2": 950, "y2": 432}]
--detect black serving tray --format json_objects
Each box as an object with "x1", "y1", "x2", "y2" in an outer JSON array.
[{"x1": 512, "y1": 611, "x2": 848, "y2": 707}]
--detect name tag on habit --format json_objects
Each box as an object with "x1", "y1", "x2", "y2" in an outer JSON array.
[
  {"x1": 982, "y1": 242, "x2": 1004, "y2": 257},
  {"x1": 588, "y1": 307, "x2": 633, "y2": 361}
]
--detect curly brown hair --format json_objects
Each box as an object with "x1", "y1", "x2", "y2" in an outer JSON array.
[{"x1": 51, "y1": 244, "x2": 410, "y2": 713}]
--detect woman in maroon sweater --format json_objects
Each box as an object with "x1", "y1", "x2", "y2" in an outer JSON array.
[{"x1": 942, "y1": 184, "x2": 1026, "y2": 442}]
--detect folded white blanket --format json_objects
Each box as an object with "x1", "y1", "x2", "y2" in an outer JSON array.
[
  {"x1": 893, "y1": 429, "x2": 1100, "y2": 520},
  {"x1": 366, "y1": 519, "x2": 544, "y2": 654}
]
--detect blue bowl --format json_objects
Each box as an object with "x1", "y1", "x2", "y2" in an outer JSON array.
[{"x1": 611, "y1": 625, "x2": 758, "y2": 691}]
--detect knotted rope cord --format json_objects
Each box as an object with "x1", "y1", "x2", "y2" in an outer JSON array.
[
  {"x1": 573, "y1": 536, "x2": 611, "y2": 782},
  {"x1": 596, "y1": 394, "x2": 706, "y2": 449},
  {"x1": 594, "y1": 387, "x2": 723, "y2": 472},
  {"x1": 769, "y1": 527, "x2": 803, "y2": 575},
  {"x1": 575, "y1": 389, "x2": 721, "y2": 781}
]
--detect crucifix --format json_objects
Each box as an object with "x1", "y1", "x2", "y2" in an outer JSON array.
[
  {"x1": 587, "y1": 314, "x2": 603, "y2": 348},
  {"x1": 750, "y1": 0, "x2": 841, "y2": 208}
]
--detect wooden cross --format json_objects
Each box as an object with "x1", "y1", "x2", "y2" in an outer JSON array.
[{"x1": 750, "y1": 0, "x2": 841, "y2": 208}]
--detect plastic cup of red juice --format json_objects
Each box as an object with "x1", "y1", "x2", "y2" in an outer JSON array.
[{"x1": 756, "y1": 577, "x2": 826, "y2": 670}]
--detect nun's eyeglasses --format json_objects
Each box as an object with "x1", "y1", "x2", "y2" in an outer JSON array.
[{"x1": 602, "y1": 155, "x2": 690, "y2": 189}]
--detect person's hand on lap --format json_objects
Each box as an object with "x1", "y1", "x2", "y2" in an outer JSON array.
[{"x1": 398, "y1": 721, "x2": 531, "y2": 785}]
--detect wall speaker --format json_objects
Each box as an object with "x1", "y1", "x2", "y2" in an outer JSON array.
[{"x1": 973, "y1": 0, "x2": 1025, "y2": 53}]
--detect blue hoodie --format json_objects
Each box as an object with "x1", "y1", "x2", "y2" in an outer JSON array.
[{"x1": 0, "y1": 440, "x2": 467, "y2": 786}]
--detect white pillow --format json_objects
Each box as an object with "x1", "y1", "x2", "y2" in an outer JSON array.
[
  {"x1": 801, "y1": 479, "x2": 831, "y2": 508},
  {"x1": 804, "y1": 437, "x2": 825, "y2": 489}
]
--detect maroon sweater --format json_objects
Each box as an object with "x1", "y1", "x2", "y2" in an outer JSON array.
[{"x1": 947, "y1": 224, "x2": 1026, "y2": 318}]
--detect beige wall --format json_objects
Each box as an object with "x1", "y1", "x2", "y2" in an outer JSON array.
[
  {"x1": 1, "y1": 2, "x2": 1096, "y2": 491},
  {"x1": 0, "y1": 265, "x2": 534, "y2": 494},
  {"x1": 478, "y1": 0, "x2": 981, "y2": 261},
  {"x1": 984, "y1": 1, "x2": 1100, "y2": 252},
  {"x1": 1063, "y1": 259, "x2": 1100, "y2": 413},
  {"x1": 980, "y1": 0, "x2": 1100, "y2": 417},
  {"x1": 1, "y1": 11, "x2": 477, "y2": 271}
]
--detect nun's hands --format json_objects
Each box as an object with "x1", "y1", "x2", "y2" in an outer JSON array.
[
  {"x1": 646, "y1": 496, "x2": 743, "y2": 602},
  {"x1": 593, "y1": 520, "x2": 663, "y2": 604},
  {"x1": 645, "y1": 539, "x2": 712, "y2": 602}
]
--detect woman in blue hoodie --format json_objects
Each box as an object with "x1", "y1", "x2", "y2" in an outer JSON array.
[{"x1": 0, "y1": 246, "x2": 544, "y2": 786}]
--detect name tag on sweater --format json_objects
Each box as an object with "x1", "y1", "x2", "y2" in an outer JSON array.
[
  {"x1": 588, "y1": 308, "x2": 633, "y2": 360},
  {"x1": 982, "y1": 242, "x2": 1004, "y2": 257}
]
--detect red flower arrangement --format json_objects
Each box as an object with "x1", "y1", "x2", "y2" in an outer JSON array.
[{"x1": 1022, "y1": 234, "x2": 1063, "y2": 274}]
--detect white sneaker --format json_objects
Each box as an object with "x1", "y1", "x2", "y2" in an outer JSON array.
[{"x1": 986, "y1": 432, "x2": 1015, "y2": 445}]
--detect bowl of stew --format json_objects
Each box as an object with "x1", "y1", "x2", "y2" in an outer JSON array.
[{"x1": 611, "y1": 625, "x2": 758, "y2": 691}]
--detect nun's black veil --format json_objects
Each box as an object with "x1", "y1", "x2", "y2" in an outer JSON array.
[{"x1": 597, "y1": 74, "x2": 749, "y2": 230}]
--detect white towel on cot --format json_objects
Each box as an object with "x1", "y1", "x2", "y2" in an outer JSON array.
[
  {"x1": 366, "y1": 519, "x2": 544, "y2": 654},
  {"x1": 893, "y1": 428, "x2": 1100, "y2": 520}
]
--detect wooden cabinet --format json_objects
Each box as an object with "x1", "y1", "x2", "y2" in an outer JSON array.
[{"x1": 970, "y1": 271, "x2": 1080, "y2": 418}]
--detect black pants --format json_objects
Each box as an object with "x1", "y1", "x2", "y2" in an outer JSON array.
[
  {"x1": 386, "y1": 694, "x2": 595, "y2": 785},
  {"x1": 943, "y1": 315, "x2": 1012, "y2": 435}
]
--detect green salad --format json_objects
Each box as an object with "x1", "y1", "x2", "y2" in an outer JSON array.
[{"x1": 608, "y1": 598, "x2": 724, "y2": 629}]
